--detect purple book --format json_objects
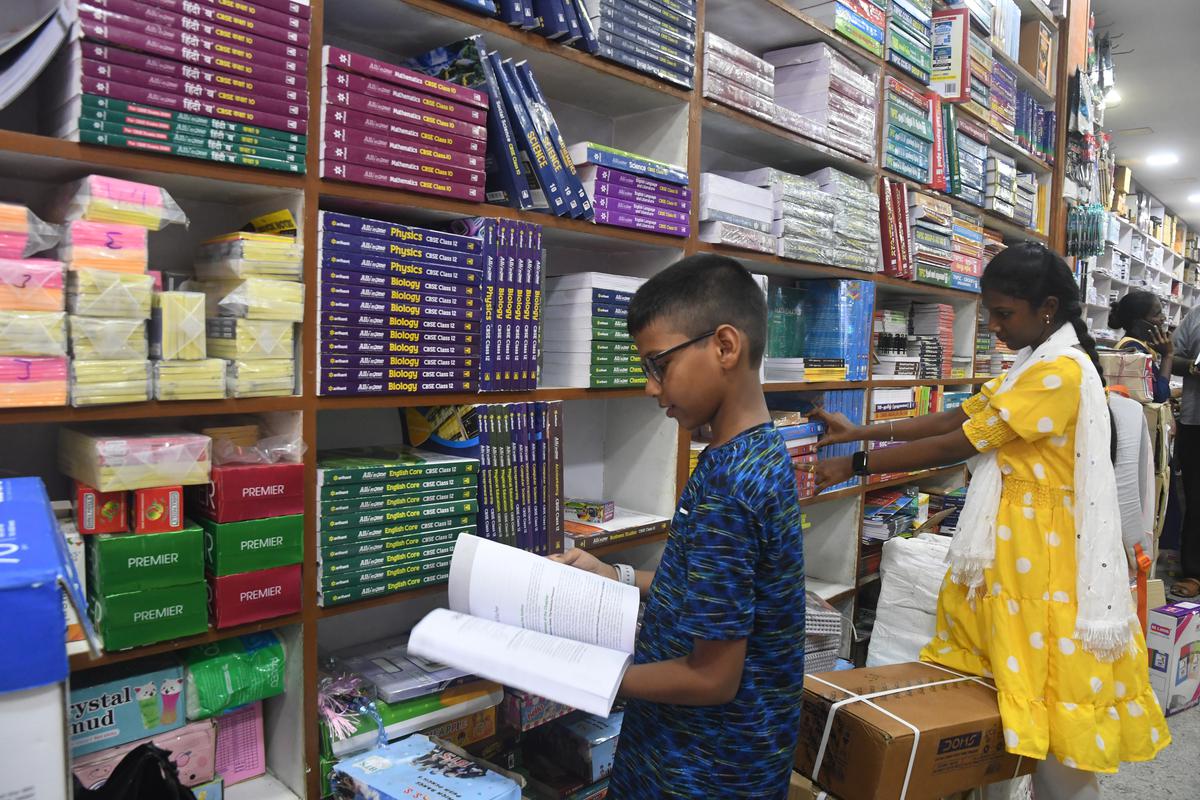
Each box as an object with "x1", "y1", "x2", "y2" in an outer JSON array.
[
  {"x1": 320, "y1": 211, "x2": 481, "y2": 253},
  {"x1": 321, "y1": 159, "x2": 485, "y2": 203},
  {"x1": 320, "y1": 281, "x2": 481, "y2": 310},
  {"x1": 577, "y1": 164, "x2": 692, "y2": 200},
  {"x1": 323, "y1": 46, "x2": 489, "y2": 110},
  {"x1": 318, "y1": 324, "x2": 479, "y2": 348},
  {"x1": 81, "y1": 42, "x2": 305, "y2": 103},
  {"x1": 323, "y1": 124, "x2": 484, "y2": 171},
  {"x1": 586, "y1": 178, "x2": 691, "y2": 212},
  {"x1": 319, "y1": 329, "x2": 478, "y2": 358},
  {"x1": 320, "y1": 296, "x2": 482, "y2": 322},
  {"x1": 322, "y1": 366, "x2": 476, "y2": 383},
  {"x1": 324, "y1": 88, "x2": 486, "y2": 143},
  {"x1": 79, "y1": 75, "x2": 305, "y2": 134},
  {"x1": 320, "y1": 230, "x2": 480, "y2": 269},
  {"x1": 82, "y1": 59, "x2": 306, "y2": 119},
  {"x1": 106, "y1": 0, "x2": 310, "y2": 46},
  {"x1": 79, "y1": 18, "x2": 307, "y2": 89},
  {"x1": 167, "y1": 0, "x2": 310, "y2": 22},
  {"x1": 323, "y1": 106, "x2": 484, "y2": 155},
  {"x1": 319, "y1": 311, "x2": 481, "y2": 334},
  {"x1": 318, "y1": 375, "x2": 475, "y2": 396},
  {"x1": 319, "y1": 251, "x2": 483, "y2": 287},
  {"x1": 319, "y1": 269, "x2": 480, "y2": 299},
  {"x1": 321, "y1": 141, "x2": 484, "y2": 186},
  {"x1": 594, "y1": 207, "x2": 689, "y2": 237},
  {"x1": 81, "y1": 0, "x2": 306, "y2": 60},
  {"x1": 325, "y1": 68, "x2": 486, "y2": 125},
  {"x1": 591, "y1": 194, "x2": 689, "y2": 223},
  {"x1": 320, "y1": 354, "x2": 477, "y2": 370},
  {"x1": 78, "y1": 11, "x2": 305, "y2": 79}
]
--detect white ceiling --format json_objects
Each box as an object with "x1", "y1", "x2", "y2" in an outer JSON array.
[{"x1": 1093, "y1": 0, "x2": 1200, "y2": 227}]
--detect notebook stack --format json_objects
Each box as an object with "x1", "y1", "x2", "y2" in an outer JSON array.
[
  {"x1": 989, "y1": 58, "x2": 1018, "y2": 141},
  {"x1": 908, "y1": 193, "x2": 954, "y2": 289},
  {"x1": 540, "y1": 272, "x2": 646, "y2": 389},
  {"x1": 812, "y1": 168, "x2": 880, "y2": 273},
  {"x1": 862, "y1": 489, "x2": 918, "y2": 538},
  {"x1": 951, "y1": 211, "x2": 984, "y2": 293},
  {"x1": 805, "y1": 592, "x2": 845, "y2": 674},
  {"x1": 815, "y1": 389, "x2": 864, "y2": 492},
  {"x1": 571, "y1": 143, "x2": 690, "y2": 237},
  {"x1": 803, "y1": 1, "x2": 887, "y2": 58},
  {"x1": 316, "y1": 446, "x2": 479, "y2": 607},
  {"x1": 317, "y1": 211, "x2": 484, "y2": 397},
  {"x1": 975, "y1": 307, "x2": 998, "y2": 376},
  {"x1": 801, "y1": 279, "x2": 875, "y2": 381},
  {"x1": 696, "y1": 171, "x2": 774, "y2": 255},
  {"x1": 735, "y1": 168, "x2": 836, "y2": 263},
  {"x1": 765, "y1": 286, "x2": 807, "y2": 383},
  {"x1": 585, "y1": 0, "x2": 697, "y2": 89},
  {"x1": 886, "y1": 0, "x2": 933, "y2": 84},
  {"x1": 986, "y1": 153, "x2": 1018, "y2": 219},
  {"x1": 1014, "y1": 172, "x2": 1039, "y2": 229},
  {"x1": 766, "y1": 43, "x2": 877, "y2": 163},
  {"x1": 873, "y1": 307, "x2": 920, "y2": 378},
  {"x1": 51, "y1": 0, "x2": 310, "y2": 174},
  {"x1": 952, "y1": 113, "x2": 990, "y2": 208},
  {"x1": 320, "y1": 46, "x2": 489, "y2": 202},
  {"x1": 703, "y1": 33, "x2": 775, "y2": 122},
  {"x1": 882, "y1": 75, "x2": 933, "y2": 184},
  {"x1": 911, "y1": 302, "x2": 955, "y2": 380}
]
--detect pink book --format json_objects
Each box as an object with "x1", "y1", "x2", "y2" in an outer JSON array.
[{"x1": 214, "y1": 702, "x2": 266, "y2": 785}]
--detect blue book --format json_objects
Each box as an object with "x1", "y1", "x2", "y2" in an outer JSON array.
[
  {"x1": 514, "y1": 61, "x2": 594, "y2": 220},
  {"x1": 497, "y1": 0, "x2": 524, "y2": 23},
  {"x1": 521, "y1": 0, "x2": 537, "y2": 29},
  {"x1": 333, "y1": 735, "x2": 521, "y2": 800},
  {"x1": 441, "y1": 0, "x2": 500, "y2": 12},
  {"x1": 597, "y1": 27, "x2": 693, "y2": 77},
  {"x1": 566, "y1": 141, "x2": 689, "y2": 186},
  {"x1": 493, "y1": 55, "x2": 573, "y2": 216},
  {"x1": 571, "y1": 0, "x2": 600, "y2": 53},
  {"x1": 598, "y1": 1, "x2": 696, "y2": 50},
  {"x1": 559, "y1": 0, "x2": 584, "y2": 44},
  {"x1": 534, "y1": 0, "x2": 570, "y2": 38},
  {"x1": 607, "y1": 0, "x2": 697, "y2": 33},
  {"x1": 598, "y1": 17, "x2": 693, "y2": 66}
]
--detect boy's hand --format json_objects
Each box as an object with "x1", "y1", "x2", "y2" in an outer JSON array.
[
  {"x1": 810, "y1": 408, "x2": 862, "y2": 447},
  {"x1": 549, "y1": 548, "x2": 618, "y2": 581},
  {"x1": 814, "y1": 455, "x2": 854, "y2": 491}
]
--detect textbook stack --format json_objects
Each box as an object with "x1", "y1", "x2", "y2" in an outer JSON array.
[
  {"x1": 703, "y1": 33, "x2": 775, "y2": 123},
  {"x1": 747, "y1": 168, "x2": 836, "y2": 263},
  {"x1": 812, "y1": 168, "x2": 880, "y2": 273},
  {"x1": 1013, "y1": 171, "x2": 1038, "y2": 229},
  {"x1": 989, "y1": 58, "x2": 1018, "y2": 141},
  {"x1": 51, "y1": 0, "x2": 310, "y2": 174},
  {"x1": 882, "y1": 75, "x2": 933, "y2": 184},
  {"x1": 316, "y1": 446, "x2": 479, "y2": 607},
  {"x1": 540, "y1": 272, "x2": 646, "y2": 389},
  {"x1": 803, "y1": 1, "x2": 887, "y2": 59},
  {"x1": 765, "y1": 286, "x2": 807, "y2": 382},
  {"x1": 584, "y1": 0, "x2": 697, "y2": 89},
  {"x1": 696, "y1": 172, "x2": 775, "y2": 255},
  {"x1": 316, "y1": 211, "x2": 484, "y2": 397},
  {"x1": 776, "y1": 415, "x2": 824, "y2": 501},
  {"x1": 571, "y1": 143, "x2": 690, "y2": 237},
  {"x1": 949, "y1": 211, "x2": 984, "y2": 293},
  {"x1": 801, "y1": 279, "x2": 875, "y2": 381},
  {"x1": 952, "y1": 113, "x2": 990, "y2": 208},
  {"x1": 886, "y1": 0, "x2": 933, "y2": 84},
  {"x1": 964, "y1": 27, "x2": 994, "y2": 126},
  {"x1": 319, "y1": 46, "x2": 490, "y2": 202},
  {"x1": 908, "y1": 193, "x2": 954, "y2": 289},
  {"x1": 986, "y1": 153, "x2": 1018, "y2": 219},
  {"x1": 861, "y1": 488, "x2": 918, "y2": 539},
  {"x1": 911, "y1": 302, "x2": 955, "y2": 380},
  {"x1": 872, "y1": 306, "x2": 920, "y2": 378},
  {"x1": 1016, "y1": 89, "x2": 1056, "y2": 165},
  {"x1": 805, "y1": 592, "x2": 845, "y2": 674}
]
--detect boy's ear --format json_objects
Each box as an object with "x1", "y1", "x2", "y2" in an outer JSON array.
[{"x1": 714, "y1": 324, "x2": 743, "y2": 369}]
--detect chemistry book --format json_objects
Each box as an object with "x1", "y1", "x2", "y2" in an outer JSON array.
[{"x1": 409, "y1": 533, "x2": 637, "y2": 717}]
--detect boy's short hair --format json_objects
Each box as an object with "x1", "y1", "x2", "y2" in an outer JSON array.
[{"x1": 628, "y1": 254, "x2": 768, "y2": 367}]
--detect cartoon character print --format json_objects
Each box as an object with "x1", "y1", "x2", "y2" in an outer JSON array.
[
  {"x1": 134, "y1": 681, "x2": 160, "y2": 729},
  {"x1": 159, "y1": 677, "x2": 183, "y2": 725}
]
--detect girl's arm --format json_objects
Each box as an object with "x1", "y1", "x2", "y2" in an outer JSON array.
[
  {"x1": 814, "y1": 428, "x2": 979, "y2": 490},
  {"x1": 813, "y1": 406, "x2": 970, "y2": 446},
  {"x1": 619, "y1": 638, "x2": 747, "y2": 706}
]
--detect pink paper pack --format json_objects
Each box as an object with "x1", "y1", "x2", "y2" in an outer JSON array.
[{"x1": 214, "y1": 702, "x2": 266, "y2": 785}]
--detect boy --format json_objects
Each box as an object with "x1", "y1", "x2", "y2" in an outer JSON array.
[{"x1": 551, "y1": 255, "x2": 805, "y2": 798}]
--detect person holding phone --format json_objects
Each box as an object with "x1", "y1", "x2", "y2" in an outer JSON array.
[{"x1": 1109, "y1": 290, "x2": 1172, "y2": 403}]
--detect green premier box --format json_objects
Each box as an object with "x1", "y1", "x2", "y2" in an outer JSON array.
[
  {"x1": 321, "y1": 499, "x2": 478, "y2": 530},
  {"x1": 320, "y1": 513, "x2": 476, "y2": 547},
  {"x1": 87, "y1": 524, "x2": 204, "y2": 594},
  {"x1": 318, "y1": 525, "x2": 473, "y2": 562},
  {"x1": 90, "y1": 581, "x2": 208, "y2": 651},
  {"x1": 321, "y1": 487, "x2": 475, "y2": 516},
  {"x1": 318, "y1": 568, "x2": 451, "y2": 607},
  {"x1": 319, "y1": 473, "x2": 478, "y2": 502},
  {"x1": 319, "y1": 541, "x2": 458, "y2": 576},
  {"x1": 198, "y1": 514, "x2": 303, "y2": 576}
]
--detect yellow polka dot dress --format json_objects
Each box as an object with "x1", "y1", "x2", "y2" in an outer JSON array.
[{"x1": 919, "y1": 355, "x2": 1171, "y2": 772}]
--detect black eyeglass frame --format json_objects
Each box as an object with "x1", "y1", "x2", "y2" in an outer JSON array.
[{"x1": 640, "y1": 330, "x2": 717, "y2": 382}]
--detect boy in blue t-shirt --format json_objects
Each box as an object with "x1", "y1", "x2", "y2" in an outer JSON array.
[{"x1": 552, "y1": 254, "x2": 806, "y2": 798}]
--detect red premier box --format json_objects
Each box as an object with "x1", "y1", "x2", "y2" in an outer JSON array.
[
  {"x1": 132, "y1": 485, "x2": 184, "y2": 533},
  {"x1": 190, "y1": 463, "x2": 304, "y2": 523},
  {"x1": 74, "y1": 480, "x2": 128, "y2": 534},
  {"x1": 208, "y1": 563, "x2": 301, "y2": 628}
]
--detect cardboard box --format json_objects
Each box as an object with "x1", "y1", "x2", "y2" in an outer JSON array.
[
  {"x1": 795, "y1": 663, "x2": 1034, "y2": 800},
  {"x1": 191, "y1": 462, "x2": 305, "y2": 523},
  {"x1": 422, "y1": 706, "x2": 498, "y2": 748},
  {"x1": 502, "y1": 688, "x2": 574, "y2": 731},
  {"x1": 75, "y1": 480, "x2": 129, "y2": 534},
  {"x1": 88, "y1": 524, "x2": 204, "y2": 594},
  {"x1": 198, "y1": 513, "x2": 303, "y2": 576},
  {"x1": 72, "y1": 718, "x2": 216, "y2": 788},
  {"x1": 209, "y1": 563, "x2": 301, "y2": 628},
  {"x1": 1018, "y1": 20, "x2": 1053, "y2": 89},
  {"x1": 539, "y1": 712, "x2": 623, "y2": 783},
  {"x1": 1114, "y1": 166, "x2": 1133, "y2": 195},
  {"x1": 133, "y1": 485, "x2": 185, "y2": 533},
  {"x1": 789, "y1": 772, "x2": 821, "y2": 800},
  {"x1": 1147, "y1": 601, "x2": 1200, "y2": 716},
  {"x1": 68, "y1": 657, "x2": 186, "y2": 757},
  {"x1": 90, "y1": 582, "x2": 208, "y2": 651}
]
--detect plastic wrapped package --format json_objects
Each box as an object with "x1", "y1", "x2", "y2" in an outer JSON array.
[
  {"x1": 54, "y1": 175, "x2": 188, "y2": 230},
  {"x1": 0, "y1": 202, "x2": 61, "y2": 257},
  {"x1": 198, "y1": 415, "x2": 305, "y2": 466},
  {"x1": 151, "y1": 291, "x2": 206, "y2": 360},
  {"x1": 867, "y1": 533, "x2": 952, "y2": 667},
  {"x1": 226, "y1": 359, "x2": 295, "y2": 398},
  {"x1": 834, "y1": 214, "x2": 880, "y2": 242},
  {"x1": 777, "y1": 237, "x2": 837, "y2": 264},
  {"x1": 697, "y1": 221, "x2": 776, "y2": 253},
  {"x1": 703, "y1": 72, "x2": 775, "y2": 120},
  {"x1": 58, "y1": 220, "x2": 148, "y2": 273},
  {"x1": 187, "y1": 279, "x2": 304, "y2": 322},
  {"x1": 0, "y1": 310, "x2": 67, "y2": 355},
  {"x1": 70, "y1": 359, "x2": 152, "y2": 406},
  {"x1": 772, "y1": 104, "x2": 827, "y2": 142},
  {"x1": 194, "y1": 232, "x2": 303, "y2": 281},
  {"x1": 0, "y1": 356, "x2": 68, "y2": 407},
  {"x1": 703, "y1": 53, "x2": 775, "y2": 99},
  {"x1": 0, "y1": 258, "x2": 64, "y2": 310},
  {"x1": 773, "y1": 216, "x2": 834, "y2": 241},
  {"x1": 831, "y1": 247, "x2": 880, "y2": 272},
  {"x1": 154, "y1": 358, "x2": 226, "y2": 401},
  {"x1": 185, "y1": 632, "x2": 286, "y2": 720},
  {"x1": 58, "y1": 426, "x2": 212, "y2": 491},
  {"x1": 775, "y1": 200, "x2": 836, "y2": 229},
  {"x1": 704, "y1": 32, "x2": 775, "y2": 80},
  {"x1": 69, "y1": 316, "x2": 148, "y2": 360},
  {"x1": 206, "y1": 318, "x2": 294, "y2": 360},
  {"x1": 67, "y1": 269, "x2": 154, "y2": 318}
]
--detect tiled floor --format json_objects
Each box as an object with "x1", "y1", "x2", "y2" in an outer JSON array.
[{"x1": 1098, "y1": 705, "x2": 1198, "y2": 797}]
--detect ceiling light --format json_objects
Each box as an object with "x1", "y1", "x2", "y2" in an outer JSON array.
[
  {"x1": 1189, "y1": 194, "x2": 1200, "y2": 204},
  {"x1": 1146, "y1": 152, "x2": 1180, "y2": 167},
  {"x1": 1106, "y1": 88, "x2": 1122, "y2": 106}
]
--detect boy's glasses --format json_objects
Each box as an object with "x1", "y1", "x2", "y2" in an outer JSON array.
[{"x1": 641, "y1": 331, "x2": 716, "y2": 383}]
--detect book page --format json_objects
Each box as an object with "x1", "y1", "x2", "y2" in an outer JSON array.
[
  {"x1": 408, "y1": 609, "x2": 631, "y2": 718},
  {"x1": 448, "y1": 533, "x2": 639, "y2": 654}
]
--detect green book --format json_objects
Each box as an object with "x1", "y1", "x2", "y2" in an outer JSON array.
[
  {"x1": 317, "y1": 446, "x2": 479, "y2": 487},
  {"x1": 319, "y1": 541, "x2": 458, "y2": 576},
  {"x1": 320, "y1": 554, "x2": 454, "y2": 591},
  {"x1": 319, "y1": 512, "x2": 476, "y2": 548},
  {"x1": 76, "y1": 109, "x2": 306, "y2": 152},
  {"x1": 77, "y1": 129, "x2": 306, "y2": 174},
  {"x1": 321, "y1": 487, "x2": 476, "y2": 516},
  {"x1": 318, "y1": 569, "x2": 450, "y2": 607},
  {"x1": 590, "y1": 339, "x2": 639, "y2": 355},
  {"x1": 321, "y1": 499, "x2": 479, "y2": 531},
  {"x1": 80, "y1": 94, "x2": 305, "y2": 143},
  {"x1": 77, "y1": 116, "x2": 306, "y2": 161},
  {"x1": 588, "y1": 352, "x2": 642, "y2": 366},
  {"x1": 319, "y1": 473, "x2": 478, "y2": 501},
  {"x1": 319, "y1": 526, "x2": 472, "y2": 562},
  {"x1": 589, "y1": 375, "x2": 649, "y2": 388}
]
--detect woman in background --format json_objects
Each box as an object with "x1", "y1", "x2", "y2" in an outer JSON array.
[{"x1": 1109, "y1": 290, "x2": 1172, "y2": 402}]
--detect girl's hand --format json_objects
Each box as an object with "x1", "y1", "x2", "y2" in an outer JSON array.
[
  {"x1": 1149, "y1": 324, "x2": 1173, "y2": 356},
  {"x1": 548, "y1": 548, "x2": 618, "y2": 580},
  {"x1": 814, "y1": 456, "x2": 855, "y2": 491},
  {"x1": 810, "y1": 408, "x2": 863, "y2": 448}
]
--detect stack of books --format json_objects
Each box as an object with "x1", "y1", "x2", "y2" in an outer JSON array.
[
  {"x1": 703, "y1": 33, "x2": 775, "y2": 122},
  {"x1": 1014, "y1": 172, "x2": 1039, "y2": 229},
  {"x1": 714, "y1": 168, "x2": 833, "y2": 261},
  {"x1": 316, "y1": 446, "x2": 479, "y2": 607},
  {"x1": 952, "y1": 114, "x2": 990, "y2": 208},
  {"x1": 816, "y1": 389, "x2": 864, "y2": 492},
  {"x1": 767, "y1": 43, "x2": 877, "y2": 162},
  {"x1": 812, "y1": 168, "x2": 880, "y2": 273},
  {"x1": 909, "y1": 193, "x2": 955, "y2": 288},
  {"x1": 52, "y1": 0, "x2": 310, "y2": 173},
  {"x1": 804, "y1": 1, "x2": 887, "y2": 59},
  {"x1": 882, "y1": 76, "x2": 933, "y2": 184},
  {"x1": 1016, "y1": 90, "x2": 1057, "y2": 164},
  {"x1": 911, "y1": 302, "x2": 956, "y2": 379},
  {"x1": 927, "y1": 486, "x2": 968, "y2": 534},
  {"x1": 765, "y1": 286, "x2": 807, "y2": 382},
  {"x1": 805, "y1": 592, "x2": 845, "y2": 674},
  {"x1": 989, "y1": 58, "x2": 1018, "y2": 140},
  {"x1": 990, "y1": 0, "x2": 1022, "y2": 58},
  {"x1": 696, "y1": 171, "x2": 772, "y2": 251},
  {"x1": 986, "y1": 153, "x2": 1018, "y2": 218},
  {"x1": 540, "y1": 272, "x2": 646, "y2": 389},
  {"x1": 571, "y1": 143, "x2": 690, "y2": 237},
  {"x1": 873, "y1": 306, "x2": 921, "y2": 378},
  {"x1": 585, "y1": 0, "x2": 696, "y2": 89},
  {"x1": 975, "y1": 307, "x2": 998, "y2": 376},
  {"x1": 802, "y1": 279, "x2": 875, "y2": 381},
  {"x1": 965, "y1": 27, "x2": 994, "y2": 126},
  {"x1": 887, "y1": 0, "x2": 933, "y2": 84},
  {"x1": 878, "y1": 177, "x2": 914, "y2": 279},
  {"x1": 862, "y1": 489, "x2": 918, "y2": 539},
  {"x1": 316, "y1": 211, "x2": 483, "y2": 397},
  {"x1": 951, "y1": 211, "x2": 985, "y2": 293},
  {"x1": 773, "y1": 413, "x2": 823, "y2": 500}
]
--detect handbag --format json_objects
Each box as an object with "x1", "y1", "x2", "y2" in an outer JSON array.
[{"x1": 72, "y1": 744, "x2": 197, "y2": 800}]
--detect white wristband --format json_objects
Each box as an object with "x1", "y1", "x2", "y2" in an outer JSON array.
[{"x1": 613, "y1": 563, "x2": 636, "y2": 586}]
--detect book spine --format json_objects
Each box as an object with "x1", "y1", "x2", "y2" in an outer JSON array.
[
  {"x1": 318, "y1": 215, "x2": 480, "y2": 255},
  {"x1": 501, "y1": 221, "x2": 516, "y2": 390},
  {"x1": 598, "y1": 3, "x2": 696, "y2": 50},
  {"x1": 497, "y1": 0, "x2": 524, "y2": 25},
  {"x1": 320, "y1": 159, "x2": 485, "y2": 202},
  {"x1": 320, "y1": 293, "x2": 480, "y2": 319},
  {"x1": 499, "y1": 406, "x2": 516, "y2": 547},
  {"x1": 77, "y1": 94, "x2": 305, "y2": 142},
  {"x1": 319, "y1": 269, "x2": 480, "y2": 300},
  {"x1": 323, "y1": 88, "x2": 486, "y2": 142},
  {"x1": 530, "y1": 403, "x2": 544, "y2": 555},
  {"x1": 321, "y1": 142, "x2": 483, "y2": 186},
  {"x1": 589, "y1": 164, "x2": 691, "y2": 197},
  {"x1": 878, "y1": 177, "x2": 899, "y2": 276},
  {"x1": 596, "y1": 41, "x2": 694, "y2": 89},
  {"x1": 324, "y1": 69, "x2": 487, "y2": 125},
  {"x1": 588, "y1": 179, "x2": 689, "y2": 211},
  {"x1": 594, "y1": 208, "x2": 688, "y2": 236},
  {"x1": 76, "y1": 129, "x2": 303, "y2": 172},
  {"x1": 592, "y1": 196, "x2": 688, "y2": 223},
  {"x1": 615, "y1": 0, "x2": 697, "y2": 32},
  {"x1": 599, "y1": 27, "x2": 694, "y2": 77},
  {"x1": 318, "y1": 376, "x2": 475, "y2": 395},
  {"x1": 521, "y1": 1, "x2": 538, "y2": 30},
  {"x1": 533, "y1": 0, "x2": 570, "y2": 38},
  {"x1": 523, "y1": 222, "x2": 536, "y2": 390},
  {"x1": 546, "y1": 400, "x2": 564, "y2": 554},
  {"x1": 320, "y1": 354, "x2": 476, "y2": 371},
  {"x1": 322, "y1": 125, "x2": 485, "y2": 171},
  {"x1": 571, "y1": 0, "x2": 600, "y2": 53},
  {"x1": 77, "y1": 115, "x2": 304, "y2": 158},
  {"x1": 494, "y1": 56, "x2": 571, "y2": 216},
  {"x1": 322, "y1": 46, "x2": 489, "y2": 108},
  {"x1": 478, "y1": 220, "x2": 497, "y2": 392},
  {"x1": 515, "y1": 62, "x2": 594, "y2": 219},
  {"x1": 321, "y1": 230, "x2": 481, "y2": 267},
  {"x1": 510, "y1": 222, "x2": 524, "y2": 392},
  {"x1": 319, "y1": 250, "x2": 482, "y2": 287},
  {"x1": 511, "y1": 403, "x2": 528, "y2": 551},
  {"x1": 530, "y1": 225, "x2": 542, "y2": 391},
  {"x1": 601, "y1": 18, "x2": 692, "y2": 65},
  {"x1": 324, "y1": 106, "x2": 484, "y2": 155},
  {"x1": 559, "y1": 0, "x2": 583, "y2": 44},
  {"x1": 115, "y1": 0, "x2": 310, "y2": 45},
  {"x1": 469, "y1": 39, "x2": 534, "y2": 210}
]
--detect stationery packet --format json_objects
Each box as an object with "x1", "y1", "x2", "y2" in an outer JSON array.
[{"x1": 54, "y1": 175, "x2": 188, "y2": 231}]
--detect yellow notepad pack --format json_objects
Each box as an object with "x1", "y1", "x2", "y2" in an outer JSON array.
[
  {"x1": 59, "y1": 220, "x2": 149, "y2": 273},
  {"x1": 58, "y1": 426, "x2": 212, "y2": 491},
  {"x1": 154, "y1": 358, "x2": 226, "y2": 401},
  {"x1": 151, "y1": 291, "x2": 206, "y2": 360},
  {"x1": 0, "y1": 310, "x2": 67, "y2": 356},
  {"x1": 195, "y1": 232, "x2": 303, "y2": 281},
  {"x1": 205, "y1": 318, "x2": 294, "y2": 360},
  {"x1": 225, "y1": 358, "x2": 295, "y2": 398},
  {"x1": 188, "y1": 278, "x2": 304, "y2": 322},
  {"x1": 55, "y1": 175, "x2": 188, "y2": 231},
  {"x1": 70, "y1": 359, "x2": 151, "y2": 406},
  {"x1": 68, "y1": 269, "x2": 154, "y2": 318},
  {"x1": 69, "y1": 316, "x2": 148, "y2": 360}
]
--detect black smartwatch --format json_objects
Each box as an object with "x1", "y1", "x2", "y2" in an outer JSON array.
[{"x1": 851, "y1": 450, "x2": 870, "y2": 476}]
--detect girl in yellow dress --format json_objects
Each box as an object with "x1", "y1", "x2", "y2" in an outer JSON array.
[{"x1": 815, "y1": 244, "x2": 1170, "y2": 796}]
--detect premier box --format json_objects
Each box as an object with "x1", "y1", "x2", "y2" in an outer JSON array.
[
  {"x1": 198, "y1": 514, "x2": 303, "y2": 576},
  {"x1": 89, "y1": 582, "x2": 208, "y2": 651},
  {"x1": 87, "y1": 524, "x2": 204, "y2": 594},
  {"x1": 209, "y1": 563, "x2": 301, "y2": 628},
  {"x1": 190, "y1": 462, "x2": 304, "y2": 523}
]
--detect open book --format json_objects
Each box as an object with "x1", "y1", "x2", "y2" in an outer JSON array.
[{"x1": 408, "y1": 533, "x2": 639, "y2": 717}]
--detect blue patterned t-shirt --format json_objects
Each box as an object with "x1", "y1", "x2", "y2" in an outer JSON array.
[{"x1": 608, "y1": 423, "x2": 806, "y2": 799}]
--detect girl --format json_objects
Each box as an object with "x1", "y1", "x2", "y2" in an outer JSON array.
[
  {"x1": 815, "y1": 243, "x2": 1169, "y2": 797},
  {"x1": 1108, "y1": 289, "x2": 1172, "y2": 402}
]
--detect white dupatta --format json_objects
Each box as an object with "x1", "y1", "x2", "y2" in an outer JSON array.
[{"x1": 947, "y1": 323, "x2": 1137, "y2": 661}]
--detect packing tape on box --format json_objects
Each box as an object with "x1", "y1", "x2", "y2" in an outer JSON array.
[
  {"x1": 151, "y1": 291, "x2": 206, "y2": 360},
  {"x1": 0, "y1": 309, "x2": 67, "y2": 356},
  {"x1": 68, "y1": 269, "x2": 154, "y2": 318},
  {"x1": 807, "y1": 664, "x2": 1025, "y2": 800},
  {"x1": 69, "y1": 316, "x2": 148, "y2": 360},
  {"x1": 0, "y1": 258, "x2": 65, "y2": 311},
  {"x1": 56, "y1": 175, "x2": 188, "y2": 231},
  {"x1": 59, "y1": 220, "x2": 149, "y2": 273},
  {"x1": 0, "y1": 202, "x2": 62, "y2": 258}
]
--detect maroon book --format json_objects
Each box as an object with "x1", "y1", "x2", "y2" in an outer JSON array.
[
  {"x1": 92, "y1": 0, "x2": 310, "y2": 46},
  {"x1": 323, "y1": 124, "x2": 482, "y2": 171},
  {"x1": 321, "y1": 159, "x2": 485, "y2": 203},
  {"x1": 325, "y1": 68, "x2": 485, "y2": 125},
  {"x1": 83, "y1": 59, "x2": 306, "y2": 118},
  {"x1": 323, "y1": 106, "x2": 484, "y2": 155},
  {"x1": 323, "y1": 46, "x2": 488, "y2": 110},
  {"x1": 321, "y1": 141, "x2": 483, "y2": 187},
  {"x1": 324, "y1": 87, "x2": 486, "y2": 143}
]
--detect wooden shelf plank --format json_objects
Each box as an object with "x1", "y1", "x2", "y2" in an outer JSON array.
[
  {"x1": 990, "y1": 45, "x2": 1056, "y2": 107},
  {"x1": 0, "y1": 397, "x2": 307, "y2": 426}
]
